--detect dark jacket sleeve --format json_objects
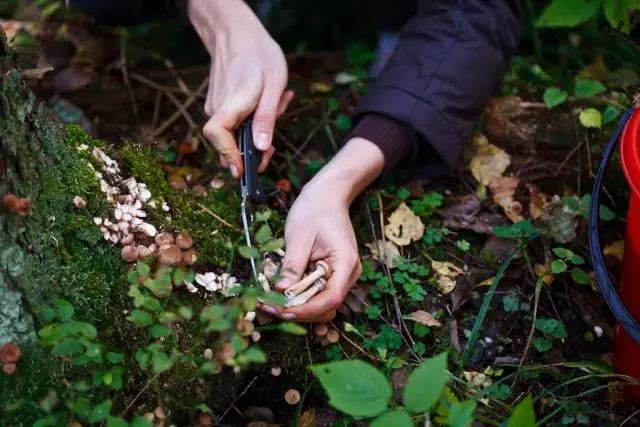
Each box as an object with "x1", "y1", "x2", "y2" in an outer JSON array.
[
  {"x1": 68, "y1": 0, "x2": 187, "y2": 25},
  {"x1": 349, "y1": 0, "x2": 522, "y2": 180}
]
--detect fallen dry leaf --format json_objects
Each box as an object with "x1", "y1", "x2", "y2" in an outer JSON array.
[
  {"x1": 539, "y1": 195, "x2": 579, "y2": 244},
  {"x1": 463, "y1": 371, "x2": 493, "y2": 388},
  {"x1": 297, "y1": 409, "x2": 315, "y2": 427},
  {"x1": 407, "y1": 310, "x2": 442, "y2": 327},
  {"x1": 470, "y1": 132, "x2": 511, "y2": 187},
  {"x1": 489, "y1": 175, "x2": 523, "y2": 223},
  {"x1": 527, "y1": 183, "x2": 550, "y2": 219},
  {"x1": 603, "y1": 240, "x2": 624, "y2": 262},
  {"x1": 384, "y1": 202, "x2": 424, "y2": 246},
  {"x1": 310, "y1": 82, "x2": 333, "y2": 93},
  {"x1": 431, "y1": 260, "x2": 463, "y2": 295},
  {"x1": 365, "y1": 239, "x2": 401, "y2": 268},
  {"x1": 535, "y1": 262, "x2": 554, "y2": 285},
  {"x1": 344, "y1": 283, "x2": 371, "y2": 314}
]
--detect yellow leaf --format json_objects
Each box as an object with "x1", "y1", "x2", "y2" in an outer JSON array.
[
  {"x1": 436, "y1": 276, "x2": 456, "y2": 294},
  {"x1": 431, "y1": 260, "x2": 463, "y2": 295},
  {"x1": 526, "y1": 183, "x2": 550, "y2": 220},
  {"x1": 297, "y1": 409, "x2": 315, "y2": 427},
  {"x1": 309, "y1": 82, "x2": 332, "y2": 93},
  {"x1": 463, "y1": 371, "x2": 492, "y2": 388},
  {"x1": 603, "y1": 240, "x2": 624, "y2": 262},
  {"x1": 535, "y1": 262, "x2": 553, "y2": 285},
  {"x1": 384, "y1": 203, "x2": 425, "y2": 246},
  {"x1": 365, "y1": 240, "x2": 401, "y2": 268},
  {"x1": 470, "y1": 132, "x2": 511, "y2": 186},
  {"x1": 407, "y1": 310, "x2": 442, "y2": 327},
  {"x1": 489, "y1": 175, "x2": 523, "y2": 223}
]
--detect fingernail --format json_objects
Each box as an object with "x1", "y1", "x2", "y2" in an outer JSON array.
[
  {"x1": 230, "y1": 164, "x2": 239, "y2": 178},
  {"x1": 261, "y1": 305, "x2": 278, "y2": 315},
  {"x1": 281, "y1": 313, "x2": 297, "y2": 320},
  {"x1": 256, "y1": 132, "x2": 270, "y2": 150}
]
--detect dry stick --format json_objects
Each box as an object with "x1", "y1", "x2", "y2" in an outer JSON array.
[
  {"x1": 119, "y1": 40, "x2": 140, "y2": 125},
  {"x1": 274, "y1": 129, "x2": 311, "y2": 161},
  {"x1": 216, "y1": 376, "x2": 259, "y2": 424},
  {"x1": 150, "y1": 51, "x2": 192, "y2": 96},
  {"x1": 277, "y1": 118, "x2": 329, "y2": 173},
  {"x1": 620, "y1": 409, "x2": 640, "y2": 426},
  {"x1": 120, "y1": 372, "x2": 161, "y2": 417},
  {"x1": 553, "y1": 139, "x2": 585, "y2": 177},
  {"x1": 151, "y1": 90, "x2": 163, "y2": 130},
  {"x1": 196, "y1": 202, "x2": 239, "y2": 231},
  {"x1": 149, "y1": 77, "x2": 209, "y2": 140},
  {"x1": 329, "y1": 321, "x2": 379, "y2": 362}
]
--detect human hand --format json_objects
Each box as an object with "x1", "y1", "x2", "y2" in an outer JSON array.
[
  {"x1": 188, "y1": 0, "x2": 294, "y2": 178},
  {"x1": 258, "y1": 137, "x2": 386, "y2": 322}
]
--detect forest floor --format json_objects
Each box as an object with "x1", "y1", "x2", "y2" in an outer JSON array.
[{"x1": 2, "y1": 3, "x2": 640, "y2": 427}]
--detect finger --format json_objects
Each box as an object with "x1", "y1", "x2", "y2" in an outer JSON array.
[
  {"x1": 277, "y1": 89, "x2": 295, "y2": 117},
  {"x1": 274, "y1": 232, "x2": 314, "y2": 292},
  {"x1": 308, "y1": 309, "x2": 336, "y2": 324},
  {"x1": 219, "y1": 154, "x2": 229, "y2": 169},
  {"x1": 257, "y1": 146, "x2": 275, "y2": 173},
  {"x1": 252, "y1": 75, "x2": 287, "y2": 151},
  {"x1": 203, "y1": 111, "x2": 243, "y2": 179}
]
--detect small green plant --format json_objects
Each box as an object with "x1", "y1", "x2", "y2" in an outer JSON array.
[
  {"x1": 551, "y1": 247, "x2": 592, "y2": 286},
  {"x1": 310, "y1": 352, "x2": 537, "y2": 426},
  {"x1": 534, "y1": 317, "x2": 568, "y2": 352}
]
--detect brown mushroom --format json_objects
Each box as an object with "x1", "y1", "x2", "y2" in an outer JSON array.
[
  {"x1": 271, "y1": 366, "x2": 282, "y2": 377},
  {"x1": 17, "y1": 198, "x2": 32, "y2": 216},
  {"x1": 313, "y1": 323, "x2": 329, "y2": 337},
  {"x1": 155, "y1": 232, "x2": 174, "y2": 246},
  {"x1": 326, "y1": 329, "x2": 340, "y2": 344},
  {"x1": 2, "y1": 193, "x2": 18, "y2": 212},
  {"x1": 284, "y1": 389, "x2": 301, "y2": 405},
  {"x1": 121, "y1": 245, "x2": 140, "y2": 263},
  {"x1": 2, "y1": 363, "x2": 16, "y2": 375},
  {"x1": 182, "y1": 248, "x2": 197, "y2": 265},
  {"x1": 169, "y1": 176, "x2": 187, "y2": 191},
  {"x1": 192, "y1": 184, "x2": 208, "y2": 197},
  {"x1": 175, "y1": 232, "x2": 193, "y2": 249},
  {"x1": 0, "y1": 342, "x2": 21, "y2": 364},
  {"x1": 218, "y1": 342, "x2": 236, "y2": 363},
  {"x1": 158, "y1": 244, "x2": 182, "y2": 266},
  {"x1": 154, "y1": 407, "x2": 166, "y2": 420},
  {"x1": 72, "y1": 196, "x2": 87, "y2": 208}
]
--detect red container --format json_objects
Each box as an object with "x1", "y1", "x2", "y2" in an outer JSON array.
[{"x1": 616, "y1": 108, "x2": 640, "y2": 402}]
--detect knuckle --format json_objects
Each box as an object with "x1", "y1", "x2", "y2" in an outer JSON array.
[
  {"x1": 282, "y1": 259, "x2": 303, "y2": 277},
  {"x1": 329, "y1": 293, "x2": 343, "y2": 308}
]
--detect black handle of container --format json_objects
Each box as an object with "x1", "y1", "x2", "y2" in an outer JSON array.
[{"x1": 588, "y1": 107, "x2": 640, "y2": 344}]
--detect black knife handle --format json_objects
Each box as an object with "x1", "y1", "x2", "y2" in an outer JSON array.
[{"x1": 237, "y1": 119, "x2": 267, "y2": 204}]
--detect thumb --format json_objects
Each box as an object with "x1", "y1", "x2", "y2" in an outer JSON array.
[
  {"x1": 276, "y1": 234, "x2": 313, "y2": 292},
  {"x1": 252, "y1": 81, "x2": 286, "y2": 151}
]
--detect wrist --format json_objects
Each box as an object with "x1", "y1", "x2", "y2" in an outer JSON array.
[{"x1": 303, "y1": 137, "x2": 385, "y2": 206}]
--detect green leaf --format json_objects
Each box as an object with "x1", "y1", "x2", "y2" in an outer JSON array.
[
  {"x1": 135, "y1": 350, "x2": 149, "y2": 370},
  {"x1": 260, "y1": 291, "x2": 288, "y2": 307},
  {"x1": 238, "y1": 245, "x2": 260, "y2": 259},
  {"x1": 396, "y1": 187, "x2": 411, "y2": 200},
  {"x1": 178, "y1": 306, "x2": 193, "y2": 319},
  {"x1": 571, "y1": 268, "x2": 592, "y2": 285},
  {"x1": 552, "y1": 247, "x2": 572, "y2": 259},
  {"x1": 127, "y1": 309, "x2": 154, "y2": 327},
  {"x1": 261, "y1": 238, "x2": 284, "y2": 252},
  {"x1": 278, "y1": 322, "x2": 308, "y2": 336},
  {"x1": 151, "y1": 351, "x2": 173, "y2": 373},
  {"x1": 255, "y1": 224, "x2": 272, "y2": 245},
  {"x1": 574, "y1": 79, "x2": 606, "y2": 98},
  {"x1": 603, "y1": 105, "x2": 623, "y2": 125},
  {"x1": 55, "y1": 299, "x2": 74, "y2": 321},
  {"x1": 534, "y1": 337, "x2": 553, "y2": 352},
  {"x1": 448, "y1": 400, "x2": 476, "y2": 427},
  {"x1": 543, "y1": 87, "x2": 568, "y2": 108},
  {"x1": 244, "y1": 346, "x2": 267, "y2": 363},
  {"x1": 569, "y1": 254, "x2": 585, "y2": 265},
  {"x1": 200, "y1": 305, "x2": 225, "y2": 321},
  {"x1": 336, "y1": 114, "x2": 351, "y2": 130},
  {"x1": 130, "y1": 417, "x2": 153, "y2": 427},
  {"x1": 535, "y1": 318, "x2": 568, "y2": 338},
  {"x1": 370, "y1": 409, "x2": 413, "y2": 427},
  {"x1": 109, "y1": 366, "x2": 123, "y2": 390},
  {"x1": 205, "y1": 318, "x2": 232, "y2": 332},
  {"x1": 172, "y1": 268, "x2": 189, "y2": 286},
  {"x1": 600, "y1": 205, "x2": 616, "y2": 221},
  {"x1": 579, "y1": 108, "x2": 602, "y2": 128},
  {"x1": 51, "y1": 338, "x2": 83, "y2": 356},
  {"x1": 535, "y1": 0, "x2": 603, "y2": 28},
  {"x1": 403, "y1": 352, "x2": 448, "y2": 413},
  {"x1": 107, "y1": 417, "x2": 129, "y2": 427},
  {"x1": 508, "y1": 396, "x2": 536, "y2": 427},
  {"x1": 255, "y1": 210, "x2": 272, "y2": 222},
  {"x1": 604, "y1": 0, "x2": 632, "y2": 32},
  {"x1": 311, "y1": 360, "x2": 392, "y2": 417},
  {"x1": 137, "y1": 261, "x2": 151, "y2": 277},
  {"x1": 551, "y1": 259, "x2": 567, "y2": 274},
  {"x1": 151, "y1": 324, "x2": 172, "y2": 338},
  {"x1": 106, "y1": 352, "x2": 125, "y2": 364},
  {"x1": 90, "y1": 399, "x2": 112, "y2": 422}
]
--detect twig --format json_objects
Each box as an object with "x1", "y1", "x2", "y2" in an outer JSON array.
[
  {"x1": 119, "y1": 38, "x2": 140, "y2": 125},
  {"x1": 215, "y1": 376, "x2": 259, "y2": 424},
  {"x1": 196, "y1": 202, "x2": 239, "y2": 231},
  {"x1": 553, "y1": 139, "x2": 585, "y2": 177},
  {"x1": 120, "y1": 372, "x2": 161, "y2": 416},
  {"x1": 513, "y1": 277, "x2": 544, "y2": 388},
  {"x1": 620, "y1": 409, "x2": 640, "y2": 426},
  {"x1": 274, "y1": 129, "x2": 310, "y2": 161},
  {"x1": 330, "y1": 321, "x2": 379, "y2": 362},
  {"x1": 151, "y1": 91, "x2": 163, "y2": 130},
  {"x1": 149, "y1": 77, "x2": 209, "y2": 139},
  {"x1": 277, "y1": 118, "x2": 329, "y2": 173}
]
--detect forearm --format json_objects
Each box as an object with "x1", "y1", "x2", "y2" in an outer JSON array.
[{"x1": 302, "y1": 137, "x2": 385, "y2": 206}]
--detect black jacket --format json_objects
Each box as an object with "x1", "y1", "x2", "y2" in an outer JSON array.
[{"x1": 69, "y1": 0, "x2": 521, "y2": 179}]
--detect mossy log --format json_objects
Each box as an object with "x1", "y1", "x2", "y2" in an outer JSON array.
[{"x1": 0, "y1": 31, "x2": 309, "y2": 425}]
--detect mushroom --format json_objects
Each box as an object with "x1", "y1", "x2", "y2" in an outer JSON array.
[
  {"x1": 138, "y1": 186, "x2": 152, "y2": 202},
  {"x1": 2, "y1": 193, "x2": 19, "y2": 212},
  {"x1": 93, "y1": 217, "x2": 103, "y2": 226},
  {"x1": 0, "y1": 342, "x2": 22, "y2": 364},
  {"x1": 271, "y1": 366, "x2": 282, "y2": 377},
  {"x1": 158, "y1": 244, "x2": 182, "y2": 266},
  {"x1": 138, "y1": 244, "x2": 156, "y2": 258},
  {"x1": 203, "y1": 348, "x2": 213, "y2": 360},
  {"x1": 2, "y1": 363, "x2": 16, "y2": 375},
  {"x1": 175, "y1": 232, "x2": 193, "y2": 249},
  {"x1": 313, "y1": 323, "x2": 329, "y2": 337},
  {"x1": 251, "y1": 331, "x2": 261, "y2": 342},
  {"x1": 155, "y1": 232, "x2": 174, "y2": 246},
  {"x1": 284, "y1": 389, "x2": 301, "y2": 405},
  {"x1": 154, "y1": 407, "x2": 166, "y2": 420},
  {"x1": 136, "y1": 222, "x2": 157, "y2": 237},
  {"x1": 72, "y1": 196, "x2": 86, "y2": 208},
  {"x1": 121, "y1": 245, "x2": 139, "y2": 263},
  {"x1": 326, "y1": 329, "x2": 340, "y2": 344},
  {"x1": 121, "y1": 233, "x2": 134, "y2": 245},
  {"x1": 16, "y1": 198, "x2": 32, "y2": 216},
  {"x1": 182, "y1": 249, "x2": 197, "y2": 265}
]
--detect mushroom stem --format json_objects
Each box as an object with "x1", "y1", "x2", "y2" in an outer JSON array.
[
  {"x1": 286, "y1": 277, "x2": 327, "y2": 307},
  {"x1": 284, "y1": 260, "x2": 331, "y2": 299}
]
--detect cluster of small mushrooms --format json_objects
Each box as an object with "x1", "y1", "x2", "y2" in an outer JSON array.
[{"x1": 0, "y1": 342, "x2": 21, "y2": 375}]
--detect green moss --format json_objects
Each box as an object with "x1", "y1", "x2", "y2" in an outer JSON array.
[{"x1": 121, "y1": 145, "x2": 242, "y2": 267}]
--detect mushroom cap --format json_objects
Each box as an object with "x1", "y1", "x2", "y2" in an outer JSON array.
[
  {"x1": 313, "y1": 323, "x2": 329, "y2": 337},
  {"x1": 0, "y1": 342, "x2": 21, "y2": 363},
  {"x1": 326, "y1": 329, "x2": 340, "y2": 343},
  {"x1": 158, "y1": 244, "x2": 182, "y2": 266},
  {"x1": 155, "y1": 232, "x2": 174, "y2": 246},
  {"x1": 271, "y1": 366, "x2": 282, "y2": 377},
  {"x1": 284, "y1": 389, "x2": 301, "y2": 405},
  {"x1": 121, "y1": 245, "x2": 140, "y2": 263},
  {"x1": 2, "y1": 193, "x2": 19, "y2": 212},
  {"x1": 2, "y1": 363, "x2": 16, "y2": 375},
  {"x1": 17, "y1": 198, "x2": 32, "y2": 215},
  {"x1": 315, "y1": 260, "x2": 332, "y2": 277},
  {"x1": 182, "y1": 248, "x2": 197, "y2": 265},
  {"x1": 175, "y1": 232, "x2": 193, "y2": 249}
]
